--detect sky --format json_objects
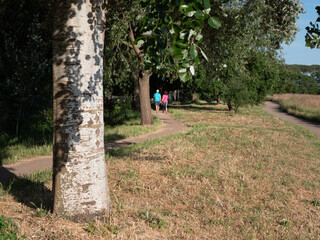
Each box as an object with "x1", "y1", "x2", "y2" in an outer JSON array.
[{"x1": 281, "y1": 0, "x2": 320, "y2": 66}]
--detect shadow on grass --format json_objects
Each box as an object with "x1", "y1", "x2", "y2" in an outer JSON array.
[
  {"x1": 104, "y1": 133, "x2": 126, "y2": 143},
  {"x1": 0, "y1": 133, "x2": 52, "y2": 166},
  {"x1": 107, "y1": 146, "x2": 164, "y2": 162},
  {"x1": 0, "y1": 171, "x2": 53, "y2": 213}
]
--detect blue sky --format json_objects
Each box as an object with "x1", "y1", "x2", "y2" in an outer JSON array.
[{"x1": 281, "y1": 0, "x2": 320, "y2": 65}]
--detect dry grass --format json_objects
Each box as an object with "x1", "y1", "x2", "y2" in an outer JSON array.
[
  {"x1": 268, "y1": 94, "x2": 320, "y2": 122},
  {"x1": 1, "y1": 103, "x2": 320, "y2": 239}
]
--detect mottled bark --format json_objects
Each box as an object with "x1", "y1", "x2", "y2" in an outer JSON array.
[
  {"x1": 139, "y1": 70, "x2": 153, "y2": 125},
  {"x1": 52, "y1": 0, "x2": 110, "y2": 222}
]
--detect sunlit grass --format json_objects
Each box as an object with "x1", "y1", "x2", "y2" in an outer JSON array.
[
  {"x1": 1, "y1": 113, "x2": 162, "y2": 165},
  {"x1": 2, "y1": 103, "x2": 320, "y2": 239},
  {"x1": 267, "y1": 94, "x2": 320, "y2": 122},
  {"x1": 104, "y1": 116, "x2": 161, "y2": 142},
  {"x1": 0, "y1": 139, "x2": 52, "y2": 165}
]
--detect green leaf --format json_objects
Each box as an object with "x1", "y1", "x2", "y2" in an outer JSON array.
[
  {"x1": 194, "y1": 56, "x2": 200, "y2": 65},
  {"x1": 186, "y1": 11, "x2": 197, "y2": 17},
  {"x1": 179, "y1": 72, "x2": 191, "y2": 82},
  {"x1": 175, "y1": 41, "x2": 188, "y2": 48},
  {"x1": 190, "y1": 45, "x2": 198, "y2": 59},
  {"x1": 194, "y1": 11, "x2": 204, "y2": 19},
  {"x1": 208, "y1": 17, "x2": 221, "y2": 29},
  {"x1": 204, "y1": 0, "x2": 210, "y2": 9},
  {"x1": 190, "y1": 65, "x2": 195, "y2": 75},
  {"x1": 178, "y1": 68, "x2": 187, "y2": 73},
  {"x1": 181, "y1": 61, "x2": 190, "y2": 68},
  {"x1": 171, "y1": 47, "x2": 184, "y2": 60},
  {"x1": 200, "y1": 48, "x2": 208, "y2": 61}
]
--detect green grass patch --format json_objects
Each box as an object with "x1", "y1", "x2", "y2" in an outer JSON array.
[
  {"x1": 1, "y1": 111, "x2": 162, "y2": 165},
  {"x1": 104, "y1": 115, "x2": 161, "y2": 142},
  {"x1": 0, "y1": 215, "x2": 25, "y2": 239},
  {"x1": 0, "y1": 137, "x2": 52, "y2": 165}
]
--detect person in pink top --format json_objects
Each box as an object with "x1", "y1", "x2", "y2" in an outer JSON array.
[{"x1": 161, "y1": 91, "x2": 169, "y2": 114}]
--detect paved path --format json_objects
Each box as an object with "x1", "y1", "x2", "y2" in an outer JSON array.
[
  {"x1": 0, "y1": 113, "x2": 188, "y2": 182},
  {"x1": 263, "y1": 101, "x2": 320, "y2": 139}
]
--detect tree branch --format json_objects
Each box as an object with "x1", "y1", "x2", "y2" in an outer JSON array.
[{"x1": 121, "y1": 12, "x2": 144, "y2": 63}]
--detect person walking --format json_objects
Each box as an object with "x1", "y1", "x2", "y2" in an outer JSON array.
[
  {"x1": 153, "y1": 89, "x2": 161, "y2": 114},
  {"x1": 162, "y1": 90, "x2": 169, "y2": 114}
]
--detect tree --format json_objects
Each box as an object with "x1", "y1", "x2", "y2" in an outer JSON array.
[
  {"x1": 52, "y1": 0, "x2": 110, "y2": 221},
  {"x1": 275, "y1": 66, "x2": 318, "y2": 94},
  {"x1": 104, "y1": 1, "x2": 141, "y2": 111},
  {"x1": 305, "y1": 6, "x2": 320, "y2": 49},
  {"x1": 105, "y1": 0, "x2": 220, "y2": 125},
  {"x1": 0, "y1": 0, "x2": 52, "y2": 139},
  {"x1": 197, "y1": 0, "x2": 302, "y2": 110}
]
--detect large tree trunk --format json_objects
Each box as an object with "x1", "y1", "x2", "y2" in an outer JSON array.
[
  {"x1": 127, "y1": 22, "x2": 153, "y2": 125},
  {"x1": 139, "y1": 70, "x2": 153, "y2": 125},
  {"x1": 52, "y1": 0, "x2": 110, "y2": 222}
]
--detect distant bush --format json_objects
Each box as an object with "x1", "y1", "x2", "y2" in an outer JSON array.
[
  {"x1": 222, "y1": 78, "x2": 249, "y2": 112},
  {"x1": 24, "y1": 109, "x2": 53, "y2": 142},
  {"x1": 104, "y1": 97, "x2": 140, "y2": 126}
]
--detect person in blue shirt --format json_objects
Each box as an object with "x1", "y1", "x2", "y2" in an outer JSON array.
[{"x1": 153, "y1": 89, "x2": 161, "y2": 114}]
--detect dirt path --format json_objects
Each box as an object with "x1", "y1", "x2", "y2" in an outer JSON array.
[
  {"x1": 263, "y1": 101, "x2": 320, "y2": 139},
  {"x1": 3, "y1": 102, "x2": 318, "y2": 182},
  {"x1": 0, "y1": 113, "x2": 188, "y2": 182}
]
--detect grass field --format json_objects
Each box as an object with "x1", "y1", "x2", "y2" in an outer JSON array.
[
  {"x1": 1, "y1": 103, "x2": 320, "y2": 239},
  {"x1": 0, "y1": 114, "x2": 161, "y2": 165},
  {"x1": 267, "y1": 94, "x2": 320, "y2": 123}
]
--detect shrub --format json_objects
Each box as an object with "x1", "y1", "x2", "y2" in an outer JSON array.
[
  {"x1": 104, "y1": 97, "x2": 136, "y2": 126},
  {"x1": 222, "y1": 78, "x2": 249, "y2": 112}
]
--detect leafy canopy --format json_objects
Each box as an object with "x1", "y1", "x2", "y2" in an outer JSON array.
[
  {"x1": 136, "y1": 0, "x2": 221, "y2": 82},
  {"x1": 305, "y1": 6, "x2": 320, "y2": 49}
]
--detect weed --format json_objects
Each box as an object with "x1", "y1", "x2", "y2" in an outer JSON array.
[
  {"x1": 84, "y1": 222, "x2": 97, "y2": 236},
  {"x1": 139, "y1": 210, "x2": 165, "y2": 229},
  {"x1": 84, "y1": 222, "x2": 108, "y2": 237},
  {"x1": 208, "y1": 219, "x2": 229, "y2": 228},
  {"x1": 310, "y1": 200, "x2": 320, "y2": 207},
  {"x1": 106, "y1": 224, "x2": 121, "y2": 235},
  {"x1": 30, "y1": 201, "x2": 48, "y2": 217},
  {"x1": 0, "y1": 181, "x2": 13, "y2": 201},
  {"x1": 183, "y1": 225, "x2": 193, "y2": 233},
  {"x1": 0, "y1": 215, "x2": 25, "y2": 240},
  {"x1": 303, "y1": 199, "x2": 320, "y2": 207},
  {"x1": 278, "y1": 218, "x2": 290, "y2": 227}
]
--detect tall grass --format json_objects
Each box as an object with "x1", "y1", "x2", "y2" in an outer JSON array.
[{"x1": 268, "y1": 94, "x2": 320, "y2": 122}]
